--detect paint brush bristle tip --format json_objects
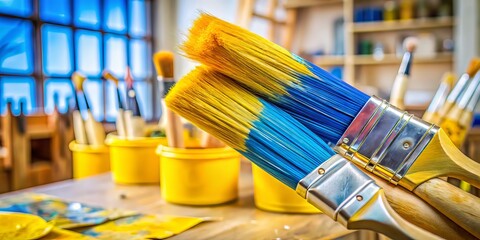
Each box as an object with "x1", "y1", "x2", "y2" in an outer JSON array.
[{"x1": 153, "y1": 51, "x2": 174, "y2": 79}]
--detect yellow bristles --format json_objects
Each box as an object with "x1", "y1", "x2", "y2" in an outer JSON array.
[
  {"x1": 466, "y1": 58, "x2": 480, "y2": 76},
  {"x1": 102, "y1": 70, "x2": 119, "y2": 86},
  {"x1": 72, "y1": 72, "x2": 86, "y2": 92},
  {"x1": 165, "y1": 66, "x2": 262, "y2": 151},
  {"x1": 152, "y1": 51, "x2": 174, "y2": 78},
  {"x1": 181, "y1": 13, "x2": 314, "y2": 98}
]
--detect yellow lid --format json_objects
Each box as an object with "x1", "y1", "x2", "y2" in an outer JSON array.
[
  {"x1": 69, "y1": 141, "x2": 109, "y2": 153},
  {"x1": 105, "y1": 133, "x2": 167, "y2": 147},
  {"x1": 156, "y1": 145, "x2": 239, "y2": 160}
]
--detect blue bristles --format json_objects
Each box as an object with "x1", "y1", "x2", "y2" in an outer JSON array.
[
  {"x1": 241, "y1": 99, "x2": 336, "y2": 189},
  {"x1": 273, "y1": 58, "x2": 370, "y2": 144}
]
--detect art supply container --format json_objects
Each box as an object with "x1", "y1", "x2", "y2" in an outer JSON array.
[
  {"x1": 105, "y1": 134, "x2": 167, "y2": 184},
  {"x1": 69, "y1": 141, "x2": 110, "y2": 179},
  {"x1": 157, "y1": 146, "x2": 240, "y2": 205},
  {"x1": 252, "y1": 164, "x2": 321, "y2": 213}
]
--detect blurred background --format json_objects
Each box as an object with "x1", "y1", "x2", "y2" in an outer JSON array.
[{"x1": 0, "y1": 0, "x2": 479, "y2": 188}]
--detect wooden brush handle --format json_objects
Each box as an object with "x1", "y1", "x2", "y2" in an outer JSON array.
[
  {"x1": 116, "y1": 109, "x2": 126, "y2": 137},
  {"x1": 85, "y1": 112, "x2": 105, "y2": 146},
  {"x1": 389, "y1": 74, "x2": 409, "y2": 110},
  {"x1": 166, "y1": 109, "x2": 184, "y2": 148},
  {"x1": 404, "y1": 129, "x2": 480, "y2": 190},
  {"x1": 72, "y1": 110, "x2": 88, "y2": 145},
  {"x1": 348, "y1": 189, "x2": 441, "y2": 240},
  {"x1": 365, "y1": 169, "x2": 475, "y2": 239},
  {"x1": 414, "y1": 178, "x2": 480, "y2": 239}
]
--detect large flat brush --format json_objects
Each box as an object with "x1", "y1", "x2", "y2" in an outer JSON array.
[
  {"x1": 181, "y1": 14, "x2": 480, "y2": 237},
  {"x1": 165, "y1": 66, "x2": 440, "y2": 240}
]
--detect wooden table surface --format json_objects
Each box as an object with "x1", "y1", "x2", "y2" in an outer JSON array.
[{"x1": 0, "y1": 162, "x2": 367, "y2": 240}]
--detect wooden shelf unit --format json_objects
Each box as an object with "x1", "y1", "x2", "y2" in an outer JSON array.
[
  {"x1": 350, "y1": 17, "x2": 454, "y2": 33},
  {"x1": 353, "y1": 53, "x2": 453, "y2": 65}
]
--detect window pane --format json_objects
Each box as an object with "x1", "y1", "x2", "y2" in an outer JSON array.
[
  {"x1": 130, "y1": 39, "x2": 150, "y2": 79},
  {"x1": 105, "y1": 34, "x2": 127, "y2": 78},
  {"x1": 129, "y1": 0, "x2": 148, "y2": 37},
  {"x1": 40, "y1": 0, "x2": 71, "y2": 24},
  {"x1": 0, "y1": 0, "x2": 32, "y2": 17},
  {"x1": 75, "y1": 30, "x2": 102, "y2": 77},
  {"x1": 74, "y1": 0, "x2": 100, "y2": 30},
  {"x1": 104, "y1": 0, "x2": 127, "y2": 33},
  {"x1": 83, "y1": 79, "x2": 104, "y2": 121},
  {"x1": 0, "y1": 17, "x2": 34, "y2": 74},
  {"x1": 42, "y1": 25, "x2": 73, "y2": 76},
  {"x1": 105, "y1": 80, "x2": 120, "y2": 122},
  {"x1": 0, "y1": 77, "x2": 36, "y2": 115},
  {"x1": 44, "y1": 79, "x2": 75, "y2": 114}
]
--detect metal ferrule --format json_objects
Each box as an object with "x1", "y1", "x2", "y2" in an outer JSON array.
[
  {"x1": 157, "y1": 76, "x2": 176, "y2": 97},
  {"x1": 296, "y1": 155, "x2": 381, "y2": 226},
  {"x1": 334, "y1": 96, "x2": 438, "y2": 185}
]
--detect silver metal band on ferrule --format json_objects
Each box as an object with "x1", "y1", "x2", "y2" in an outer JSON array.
[
  {"x1": 334, "y1": 96, "x2": 439, "y2": 184},
  {"x1": 296, "y1": 155, "x2": 381, "y2": 226},
  {"x1": 157, "y1": 76, "x2": 176, "y2": 97}
]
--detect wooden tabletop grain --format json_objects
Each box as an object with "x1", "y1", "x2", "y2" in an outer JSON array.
[{"x1": 0, "y1": 162, "x2": 371, "y2": 240}]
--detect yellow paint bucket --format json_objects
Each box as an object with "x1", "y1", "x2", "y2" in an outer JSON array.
[
  {"x1": 69, "y1": 141, "x2": 110, "y2": 179},
  {"x1": 105, "y1": 134, "x2": 167, "y2": 184},
  {"x1": 252, "y1": 164, "x2": 321, "y2": 213},
  {"x1": 157, "y1": 146, "x2": 240, "y2": 205}
]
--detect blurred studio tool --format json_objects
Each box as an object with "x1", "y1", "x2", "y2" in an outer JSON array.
[
  {"x1": 71, "y1": 72, "x2": 105, "y2": 146},
  {"x1": 102, "y1": 70, "x2": 126, "y2": 137},
  {"x1": 123, "y1": 67, "x2": 146, "y2": 138},
  {"x1": 422, "y1": 72, "x2": 456, "y2": 124},
  {"x1": 152, "y1": 51, "x2": 184, "y2": 148},
  {"x1": 389, "y1": 37, "x2": 417, "y2": 109}
]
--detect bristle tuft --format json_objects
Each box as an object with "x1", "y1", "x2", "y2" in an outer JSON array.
[
  {"x1": 403, "y1": 37, "x2": 417, "y2": 52},
  {"x1": 102, "y1": 70, "x2": 119, "y2": 86},
  {"x1": 153, "y1": 51, "x2": 174, "y2": 78},
  {"x1": 72, "y1": 72, "x2": 86, "y2": 92},
  {"x1": 466, "y1": 58, "x2": 480, "y2": 76},
  {"x1": 182, "y1": 14, "x2": 369, "y2": 143},
  {"x1": 166, "y1": 66, "x2": 335, "y2": 188}
]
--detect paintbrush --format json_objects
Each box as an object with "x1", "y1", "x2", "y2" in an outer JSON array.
[
  {"x1": 102, "y1": 70, "x2": 126, "y2": 137},
  {"x1": 71, "y1": 73, "x2": 88, "y2": 145},
  {"x1": 422, "y1": 72, "x2": 456, "y2": 124},
  {"x1": 181, "y1": 14, "x2": 480, "y2": 237},
  {"x1": 123, "y1": 67, "x2": 146, "y2": 138},
  {"x1": 389, "y1": 37, "x2": 417, "y2": 110},
  {"x1": 165, "y1": 66, "x2": 440, "y2": 240},
  {"x1": 441, "y1": 71, "x2": 480, "y2": 147},
  {"x1": 152, "y1": 51, "x2": 184, "y2": 148},
  {"x1": 437, "y1": 58, "x2": 480, "y2": 121},
  {"x1": 72, "y1": 72, "x2": 105, "y2": 146}
]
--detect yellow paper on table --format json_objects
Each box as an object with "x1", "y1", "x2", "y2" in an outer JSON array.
[
  {"x1": 40, "y1": 227, "x2": 95, "y2": 240},
  {"x1": 0, "y1": 212, "x2": 54, "y2": 240},
  {"x1": 81, "y1": 214, "x2": 214, "y2": 239},
  {"x1": 0, "y1": 193, "x2": 136, "y2": 229}
]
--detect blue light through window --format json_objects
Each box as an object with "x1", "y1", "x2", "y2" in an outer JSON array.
[
  {"x1": 105, "y1": 34, "x2": 127, "y2": 78},
  {"x1": 104, "y1": 0, "x2": 127, "y2": 33},
  {"x1": 40, "y1": 0, "x2": 71, "y2": 24},
  {"x1": 0, "y1": 0, "x2": 32, "y2": 17},
  {"x1": 0, "y1": 17, "x2": 34, "y2": 75},
  {"x1": 44, "y1": 79, "x2": 75, "y2": 114},
  {"x1": 76, "y1": 30, "x2": 102, "y2": 77},
  {"x1": 74, "y1": 0, "x2": 100, "y2": 30},
  {"x1": 42, "y1": 25, "x2": 73, "y2": 76},
  {"x1": 0, "y1": 77, "x2": 36, "y2": 115},
  {"x1": 129, "y1": 0, "x2": 148, "y2": 37},
  {"x1": 130, "y1": 39, "x2": 150, "y2": 79}
]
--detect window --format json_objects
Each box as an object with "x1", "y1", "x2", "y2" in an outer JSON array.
[{"x1": 0, "y1": 0, "x2": 154, "y2": 121}]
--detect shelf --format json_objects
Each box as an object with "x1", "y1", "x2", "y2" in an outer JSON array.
[
  {"x1": 353, "y1": 53, "x2": 453, "y2": 65},
  {"x1": 284, "y1": 0, "x2": 343, "y2": 9},
  {"x1": 312, "y1": 55, "x2": 345, "y2": 66},
  {"x1": 350, "y1": 17, "x2": 454, "y2": 33}
]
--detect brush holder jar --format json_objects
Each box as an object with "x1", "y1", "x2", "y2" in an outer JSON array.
[
  {"x1": 69, "y1": 141, "x2": 110, "y2": 179},
  {"x1": 157, "y1": 146, "x2": 240, "y2": 205},
  {"x1": 105, "y1": 134, "x2": 167, "y2": 184}
]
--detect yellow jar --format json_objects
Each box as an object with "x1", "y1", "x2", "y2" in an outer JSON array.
[
  {"x1": 252, "y1": 164, "x2": 321, "y2": 213},
  {"x1": 69, "y1": 141, "x2": 110, "y2": 179},
  {"x1": 157, "y1": 146, "x2": 240, "y2": 205},
  {"x1": 105, "y1": 134, "x2": 167, "y2": 184}
]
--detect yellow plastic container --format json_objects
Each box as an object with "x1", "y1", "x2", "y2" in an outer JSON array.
[
  {"x1": 157, "y1": 146, "x2": 240, "y2": 205},
  {"x1": 252, "y1": 164, "x2": 321, "y2": 213},
  {"x1": 105, "y1": 134, "x2": 167, "y2": 184},
  {"x1": 69, "y1": 141, "x2": 110, "y2": 179}
]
